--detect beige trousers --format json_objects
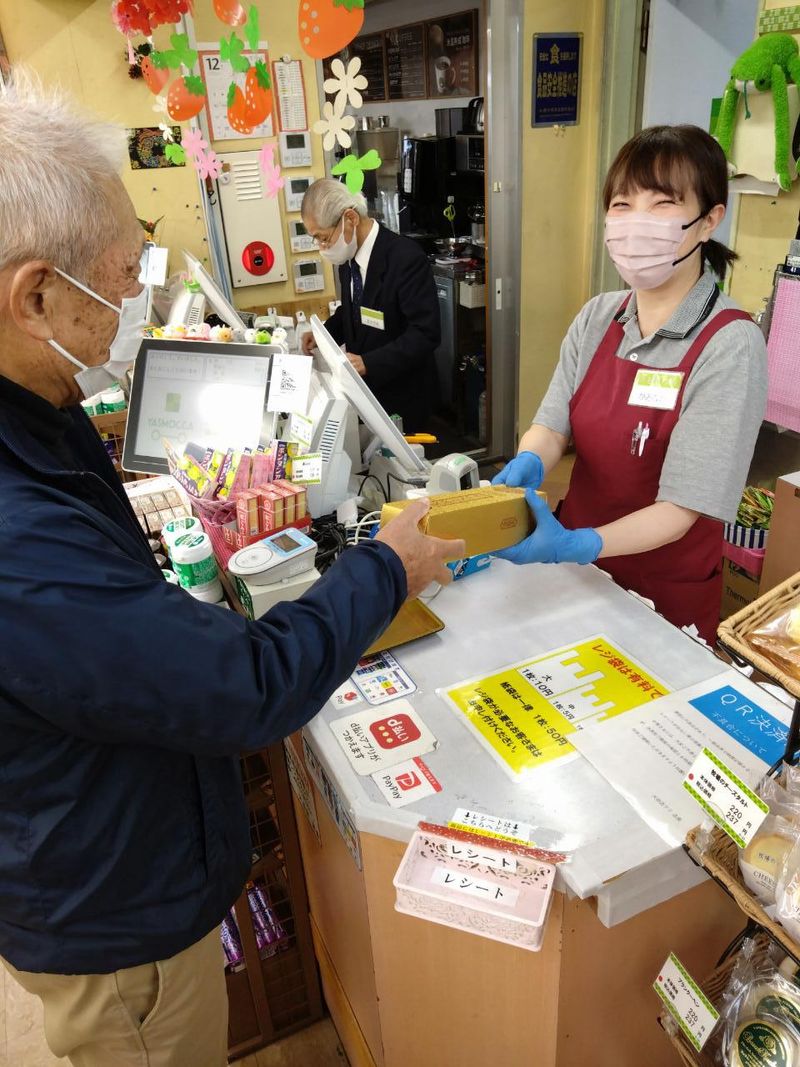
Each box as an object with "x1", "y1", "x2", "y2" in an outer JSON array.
[{"x1": 2, "y1": 926, "x2": 228, "y2": 1067}]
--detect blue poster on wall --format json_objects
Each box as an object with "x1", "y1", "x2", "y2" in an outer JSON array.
[{"x1": 532, "y1": 33, "x2": 582, "y2": 128}]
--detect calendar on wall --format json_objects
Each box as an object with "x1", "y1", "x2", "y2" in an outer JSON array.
[
  {"x1": 197, "y1": 46, "x2": 275, "y2": 141},
  {"x1": 272, "y1": 60, "x2": 308, "y2": 133}
]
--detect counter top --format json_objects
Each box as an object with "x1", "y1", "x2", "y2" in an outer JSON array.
[{"x1": 303, "y1": 560, "x2": 726, "y2": 921}]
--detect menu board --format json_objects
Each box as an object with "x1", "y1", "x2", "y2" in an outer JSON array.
[
  {"x1": 324, "y1": 34, "x2": 387, "y2": 102},
  {"x1": 386, "y1": 23, "x2": 427, "y2": 101},
  {"x1": 426, "y1": 10, "x2": 479, "y2": 98}
]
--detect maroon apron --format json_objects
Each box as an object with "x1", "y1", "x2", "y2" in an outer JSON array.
[{"x1": 558, "y1": 298, "x2": 752, "y2": 644}]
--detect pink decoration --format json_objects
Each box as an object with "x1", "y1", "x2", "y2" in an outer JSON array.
[
  {"x1": 182, "y1": 127, "x2": 208, "y2": 159},
  {"x1": 194, "y1": 149, "x2": 223, "y2": 181},
  {"x1": 259, "y1": 143, "x2": 285, "y2": 198}
]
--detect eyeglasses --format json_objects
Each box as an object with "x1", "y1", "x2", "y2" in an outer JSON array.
[{"x1": 310, "y1": 213, "x2": 346, "y2": 250}]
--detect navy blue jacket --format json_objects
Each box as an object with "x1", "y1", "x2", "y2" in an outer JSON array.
[
  {"x1": 326, "y1": 225, "x2": 440, "y2": 433},
  {"x1": 0, "y1": 383, "x2": 406, "y2": 974}
]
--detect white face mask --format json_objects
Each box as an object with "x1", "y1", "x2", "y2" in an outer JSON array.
[
  {"x1": 48, "y1": 268, "x2": 150, "y2": 399},
  {"x1": 319, "y1": 214, "x2": 358, "y2": 266}
]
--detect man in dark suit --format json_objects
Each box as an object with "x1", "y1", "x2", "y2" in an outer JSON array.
[{"x1": 301, "y1": 179, "x2": 440, "y2": 432}]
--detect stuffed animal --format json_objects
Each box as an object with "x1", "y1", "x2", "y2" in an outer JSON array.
[{"x1": 716, "y1": 33, "x2": 800, "y2": 192}]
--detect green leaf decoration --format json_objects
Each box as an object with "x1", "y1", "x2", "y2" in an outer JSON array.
[
  {"x1": 220, "y1": 32, "x2": 251, "y2": 74},
  {"x1": 331, "y1": 154, "x2": 358, "y2": 175},
  {"x1": 152, "y1": 49, "x2": 182, "y2": 70},
  {"x1": 227, "y1": 82, "x2": 238, "y2": 107},
  {"x1": 245, "y1": 5, "x2": 260, "y2": 52},
  {"x1": 332, "y1": 154, "x2": 366, "y2": 193},
  {"x1": 165, "y1": 143, "x2": 187, "y2": 165},
  {"x1": 254, "y1": 59, "x2": 271, "y2": 89},
  {"x1": 184, "y1": 75, "x2": 207, "y2": 98},
  {"x1": 357, "y1": 149, "x2": 381, "y2": 171},
  {"x1": 333, "y1": 0, "x2": 365, "y2": 9},
  {"x1": 170, "y1": 32, "x2": 198, "y2": 72}
]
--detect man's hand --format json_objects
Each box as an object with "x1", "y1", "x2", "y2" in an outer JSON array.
[
  {"x1": 375, "y1": 498, "x2": 465, "y2": 600},
  {"x1": 301, "y1": 331, "x2": 316, "y2": 356},
  {"x1": 347, "y1": 352, "x2": 367, "y2": 377}
]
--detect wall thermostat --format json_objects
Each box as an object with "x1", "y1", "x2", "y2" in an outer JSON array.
[
  {"x1": 228, "y1": 528, "x2": 317, "y2": 585},
  {"x1": 284, "y1": 175, "x2": 313, "y2": 214},
  {"x1": 293, "y1": 258, "x2": 325, "y2": 294},
  {"x1": 289, "y1": 219, "x2": 315, "y2": 254},
  {"x1": 279, "y1": 131, "x2": 313, "y2": 169}
]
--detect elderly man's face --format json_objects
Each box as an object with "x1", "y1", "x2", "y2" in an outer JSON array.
[{"x1": 53, "y1": 180, "x2": 146, "y2": 387}]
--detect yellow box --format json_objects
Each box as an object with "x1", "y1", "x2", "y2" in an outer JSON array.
[{"x1": 380, "y1": 486, "x2": 538, "y2": 559}]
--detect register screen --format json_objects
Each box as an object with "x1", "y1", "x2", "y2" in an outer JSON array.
[{"x1": 130, "y1": 344, "x2": 270, "y2": 465}]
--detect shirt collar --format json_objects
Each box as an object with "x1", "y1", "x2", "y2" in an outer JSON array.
[
  {"x1": 355, "y1": 219, "x2": 379, "y2": 274},
  {"x1": 618, "y1": 271, "x2": 720, "y2": 339}
]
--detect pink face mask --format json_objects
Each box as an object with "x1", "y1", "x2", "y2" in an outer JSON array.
[{"x1": 604, "y1": 212, "x2": 703, "y2": 290}]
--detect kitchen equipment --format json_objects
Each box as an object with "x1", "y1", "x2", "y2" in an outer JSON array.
[
  {"x1": 399, "y1": 136, "x2": 454, "y2": 236},
  {"x1": 455, "y1": 134, "x2": 485, "y2": 175},
  {"x1": 465, "y1": 97, "x2": 485, "y2": 134},
  {"x1": 436, "y1": 106, "x2": 468, "y2": 138},
  {"x1": 467, "y1": 203, "x2": 485, "y2": 244},
  {"x1": 434, "y1": 236, "x2": 472, "y2": 257}
]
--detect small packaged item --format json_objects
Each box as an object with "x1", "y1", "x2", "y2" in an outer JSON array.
[
  {"x1": 776, "y1": 836, "x2": 800, "y2": 943},
  {"x1": 236, "y1": 490, "x2": 261, "y2": 539},
  {"x1": 746, "y1": 601, "x2": 800, "y2": 682},
  {"x1": 739, "y1": 778, "x2": 800, "y2": 905},
  {"x1": 272, "y1": 481, "x2": 296, "y2": 525},
  {"x1": 258, "y1": 487, "x2": 284, "y2": 531},
  {"x1": 250, "y1": 450, "x2": 275, "y2": 487}
]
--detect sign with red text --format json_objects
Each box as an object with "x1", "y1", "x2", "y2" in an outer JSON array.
[{"x1": 372, "y1": 756, "x2": 442, "y2": 807}]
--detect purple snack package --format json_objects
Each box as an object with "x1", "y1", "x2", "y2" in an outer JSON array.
[
  {"x1": 220, "y1": 913, "x2": 243, "y2": 966},
  {"x1": 252, "y1": 882, "x2": 286, "y2": 945},
  {"x1": 272, "y1": 441, "x2": 288, "y2": 481}
]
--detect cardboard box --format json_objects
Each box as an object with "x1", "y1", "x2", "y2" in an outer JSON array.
[
  {"x1": 760, "y1": 470, "x2": 800, "y2": 595},
  {"x1": 721, "y1": 559, "x2": 761, "y2": 620},
  {"x1": 380, "y1": 486, "x2": 535, "y2": 559}
]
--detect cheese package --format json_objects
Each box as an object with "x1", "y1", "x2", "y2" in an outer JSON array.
[
  {"x1": 380, "y1": 486, "x2": 539, "y2": 559},
  {"x1": 740, "y1": 821, "x2": 797, "y2": 904}
]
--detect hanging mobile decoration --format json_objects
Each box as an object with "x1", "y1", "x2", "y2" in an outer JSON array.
[
  {"x1": 331, "y1": 149, "x2": 382, "y2": 194},
  {"x1": 314, "y1": 99, "x2": 355, "y2": 151},
  {"x1": 259, "y1": 144, "x2": 285, "y2": 198},
  {"x1": 323, "y1": 56, "x2": 368, "y2": 111},
  {"x1": 219, "y1": 9, "x2": 272, "y2": 138},
  {"x1": 213, "y1": 0, "x2": 247, "y2": 26},
  {"x1": 297, "y1": 0, "x2": 364, "y2": 61},
  {"x1": 111, "y1": 0, "x2": 194, "y2": 38},
  {"x1": 150, "y1": 33, "x2": 206, "y2": 123}
]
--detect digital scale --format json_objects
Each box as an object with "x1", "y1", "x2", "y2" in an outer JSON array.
[
  {"x1": 289, "y1": 219, "x2": 315, "y2": 253},
  {"x1": 228, "y1": 528, "x2": 317, "y2": 585},
  {"x1": 293, "y1": 258, "x2": 325, "y2": 294},
  {"x1": 279, "y1": 131, "x2": 313, "y2": 169},
  {"x1": 284, "y1": 175, "x2": 314, "y2": 213}
]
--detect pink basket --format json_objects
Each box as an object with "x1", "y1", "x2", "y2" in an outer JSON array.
[{"x1": 722, "y1": 542, "x2": 766, "y2": 579}]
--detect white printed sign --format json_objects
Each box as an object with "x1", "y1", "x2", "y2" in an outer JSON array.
[
  {"x1": 449, "y1": 808, "x2": 532, "y2": 844},
  {"x1": 290, "y1": 453, "x2": 322, "y2": 485},
  {"x1": 683, "y1": 747, "x2": 769, "y2": 849},
  {"x1": 288, "y1": 413, "x2": 313, "y2": 448},
  {"x1": 430, "y1": 866, "x2": 519, "y2": 908},
  {"x1": 439, "y1": 840, "x2": 517, "y2": 873},
  {"x1": 267, "y1": 352, "x2": 312, "y2": 414},
  {"x1": 351, "y1": 651, "x2": 417, "y2": 706},
  {"x1": 654, "y1": 953, "x2": 719, "y2": 1051},
  {"x1": 372, "y1": 756, "x2": 442, "y2": 808},
  {"x1": 330, "y1": 700, "x2": 436, "y2": 776}
]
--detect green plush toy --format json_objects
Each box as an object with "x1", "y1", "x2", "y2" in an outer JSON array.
[{"x1": 716, "y1": 33, "x2": 800, "y2": 192}]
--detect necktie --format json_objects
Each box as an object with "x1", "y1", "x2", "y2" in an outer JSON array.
[{"x1": 351, "y1": 260, "x2": 363, "y2": 325}]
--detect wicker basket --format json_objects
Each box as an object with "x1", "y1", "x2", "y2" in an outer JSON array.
[
  {"x1": 685, "y1": 825, "x2": 800, "y2": 961},
  {"x1": 659, "y1": 930, "x2": 774, "y2": 1066},
  {"x1": 717, "y1": 571, "x2": 800, "y2": 701}
]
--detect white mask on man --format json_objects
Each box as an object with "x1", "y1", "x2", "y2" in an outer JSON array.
[
  {"x1": 48, "y1": 268, "x2": 149, "y2": 398},
  {"x1": 319, "y1": 214, "x2": 358, "y2": 266}
]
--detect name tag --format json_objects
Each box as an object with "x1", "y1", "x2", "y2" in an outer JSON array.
[
  {"x1": 628, "y1": 369, "x2": 684, "y2": 410},
  {"x1": 361, "y1": 307, "x2": 385, "y2": 331}
]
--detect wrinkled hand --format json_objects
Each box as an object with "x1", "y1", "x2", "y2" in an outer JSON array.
[
  {"x1": 375, "y1": 498, "x2": 466, "y2": 600},
  {"x1": 494, "y1": 489, "x2": 602, "y2": 566},
  {"x1": 347, "y1": 352, "x2": 367, "y2": 377},
  {"x1": 301, "y1": 330, "x2": 316, "y2": 356},
  {"x1": 492, "y1": 451, "x2": 544, "y2": 491}
]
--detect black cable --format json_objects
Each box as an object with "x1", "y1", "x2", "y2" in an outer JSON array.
[
  {"x1": 356, "y1": 473, "x2": 388, "y2": 503},
  {"x1": 310, "y1": 515, "x2": 349, "y2": 573},
  {"x1": 387, "y1": 471, "x2": 426, "y2": 498}
]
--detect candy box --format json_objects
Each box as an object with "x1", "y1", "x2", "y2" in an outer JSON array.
[{"x1": 393, "y1": 829, "x2": 556, "y2": 951}]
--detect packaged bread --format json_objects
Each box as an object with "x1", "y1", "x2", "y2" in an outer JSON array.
[
  {"x1": 731, "y1": 1018, "x2": 800, "y2": 1066},
  {"x1": 741, "y1": 821, "x2": 797, "y2": 905},
  {"x1": 746, "y1": 602, "x2": 800, "y2": 682}
]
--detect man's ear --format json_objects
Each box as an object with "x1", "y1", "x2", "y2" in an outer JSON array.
[{"x1": 7, "y1": 262, "x2": 58, "y2": 342}]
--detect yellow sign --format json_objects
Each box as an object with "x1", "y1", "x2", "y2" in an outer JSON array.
[{"x1": 441, "y1": 635, "x2": 669, "y2": 779}]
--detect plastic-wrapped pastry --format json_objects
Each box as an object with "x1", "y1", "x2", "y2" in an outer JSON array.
[
  {"x1": 746, "y1": 601, "x2": 800, "y2": 681},
  {"x1": 741, "y1": 822, "x2": 798, "y2": 904},
  {"x1": 730, "y1": 1018, "x2": 800, "y2": 1066}
]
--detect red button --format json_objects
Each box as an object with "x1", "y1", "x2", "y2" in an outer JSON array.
[{"x1": 242, "y1": 240, "x2": 275, "y2": 276}]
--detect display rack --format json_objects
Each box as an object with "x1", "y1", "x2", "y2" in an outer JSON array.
[{"x1": 89, "y1": 410, "x2": 147, "y2": 485}]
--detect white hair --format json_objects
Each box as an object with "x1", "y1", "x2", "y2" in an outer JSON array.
[
  {"x1": 0, "y1": 69, "x2": 128, "y2": 278},
  {"x1": 301, "y1": 178, "x2": 368, "y2": 228}
]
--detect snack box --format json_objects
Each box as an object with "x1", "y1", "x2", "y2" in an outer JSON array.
[
  {"x1": 380, "y1": 486, "x2": 537, "y2": 559},
  {"x1": 393, "y1": 829, "x2": 556, "y2": 952}
]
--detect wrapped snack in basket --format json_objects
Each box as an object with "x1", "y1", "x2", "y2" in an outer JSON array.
[{"x1": 746, "y1": 601, "x2": 800, "y2": 683}]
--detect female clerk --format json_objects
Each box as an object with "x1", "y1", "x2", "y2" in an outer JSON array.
[{"x1": 494, "y1": 126, "x2": 768, "y2": 644}]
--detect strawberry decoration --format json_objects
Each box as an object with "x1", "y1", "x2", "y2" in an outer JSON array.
[
  {"x1": 141, "y1": 55, "x2": 169, "y2": 95},
  {"x1": 213, "y1": 0, "x2": 247, "y2": 25},
  {"x1": 166, "y1": 75, "x2": 206, "y2": 122},
  {"x1": 298, "y1": 0, "x2": 364, "y2": 61},
  {"x1": 227, "y1": 83, "x2": 254, "y2": 135},
  {"x1": 244, "y1": 61, "x2": 273, "y2": 126},
  {"x1": 111, "y1": 0, "x2": 194, "y2": 37}
]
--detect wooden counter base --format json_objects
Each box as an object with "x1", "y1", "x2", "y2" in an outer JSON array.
[{"x1": 291, "y1": 736, "x2": 742, "y2": 1067}]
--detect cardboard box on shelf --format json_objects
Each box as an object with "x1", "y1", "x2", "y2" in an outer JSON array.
[
  {"x1": 760, "y1": 470, "x2": 800, "y2": 595},
  {"x1": 721, "y1": 559, "x2": 761, "y2": 620}
]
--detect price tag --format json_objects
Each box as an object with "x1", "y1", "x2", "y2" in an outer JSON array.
[
  {"x1": 683, "y1": 747, "x2": 769, "y2": 849},
  {"x1": 654, "y1": 953, "x2": 719, "y2": 1051},
  {"x1": 290, "y1": 453, "x2": 322, "y2": 485},
  {"x1": 288, "y1": 413, "x2": 313, "y2": 448},
  {"x1": 448, "y1": 808, "x2": 533, "y2": 845}
]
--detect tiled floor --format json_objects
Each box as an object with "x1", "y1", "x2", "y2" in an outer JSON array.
[{"x1": 1, "y1": 965, "x2": 345, "y2": 1067}]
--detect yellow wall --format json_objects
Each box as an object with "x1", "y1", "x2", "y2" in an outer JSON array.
[
  {"x1": 517, "y1": 0, "x2": 606, "y2": 430},
  {"x1": 0, "y1": 0, "x2": 335, "y2": 310}
]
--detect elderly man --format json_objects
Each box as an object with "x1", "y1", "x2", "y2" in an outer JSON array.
[
  {"x1": 0, "y1": 75, "x2": 462, "y2": 1067},
  {"x1": 301, "y1": 179, "x2": 440, "y2": 433}
]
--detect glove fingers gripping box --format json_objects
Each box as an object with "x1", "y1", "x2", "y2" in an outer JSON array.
[{"x1": 379, "y1": 485, "x2": 536, "y2": 559}]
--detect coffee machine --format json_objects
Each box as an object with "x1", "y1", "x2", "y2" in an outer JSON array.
[{"x1": 398, "y1": 135, "x2": 454, "y2": 238}]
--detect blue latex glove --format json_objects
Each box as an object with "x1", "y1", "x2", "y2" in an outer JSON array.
[
  {"x1": 492, "y1": 451, "x2": 544, "y2": 491},
  {"x1": 495, "y1": 489, "x2": 602, "y2": 566}
]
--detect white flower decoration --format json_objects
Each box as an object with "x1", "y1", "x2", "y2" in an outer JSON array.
[
  {"x1": 313, "y1": 100, "x2": 356, "y2": 151},
  {"x1": 324, "y1": 57, "x2": 369, "y2": 111},
  {"x1": 158, "y1": 123, "x2": 175, "y2": 144},
  {"x1": 152, "y1": 94, "x2": 168, "y2": 116}
]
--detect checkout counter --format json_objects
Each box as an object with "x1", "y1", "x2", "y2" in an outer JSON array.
[{"x1": 289, "y1": 562, "x2": 743, "y2": 1067}]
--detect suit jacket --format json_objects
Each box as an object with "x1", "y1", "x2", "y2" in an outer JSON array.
[{"x1": 325, "y1": 225, "x2": 440, "y2": 433}]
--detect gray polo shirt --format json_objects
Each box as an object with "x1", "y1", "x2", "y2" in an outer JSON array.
[{"x1": 533, "y1": 272, "x2": 768, "y2": 524}]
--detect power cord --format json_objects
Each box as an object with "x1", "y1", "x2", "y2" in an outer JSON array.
[
  {"x1": 357, "y1": 473, "x2": 389, "y2": 504},
  {"x1": 310, "y1": 515, "x2": 348, "y2": 573}
]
